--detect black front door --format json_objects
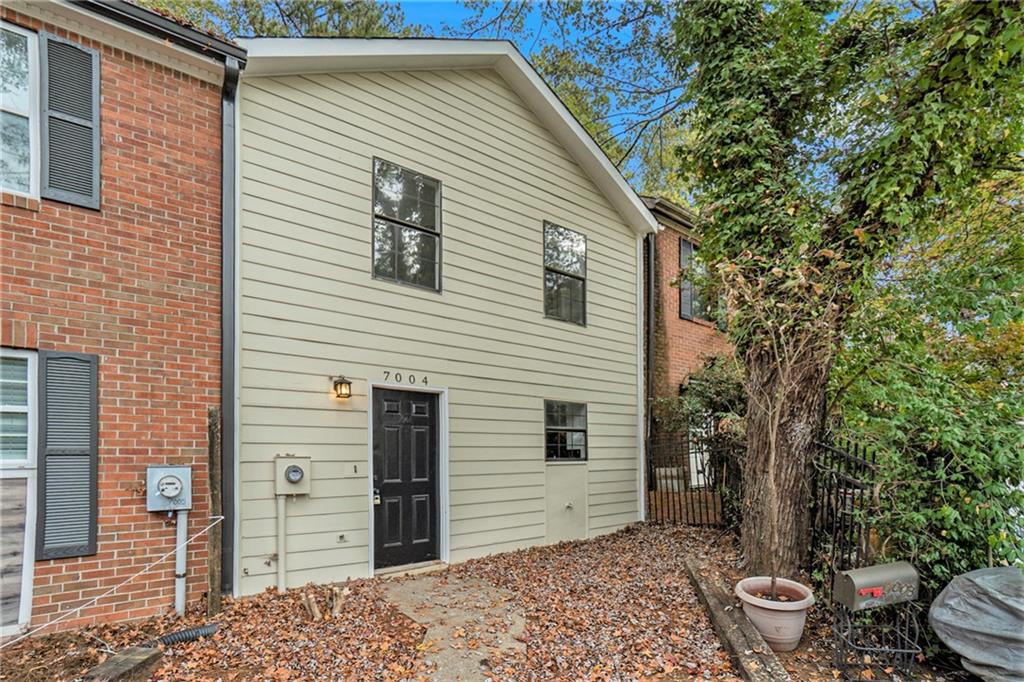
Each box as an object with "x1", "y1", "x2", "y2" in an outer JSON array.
[{"x1": 373, "y1": 389, "x2": 439, "y2": 569}]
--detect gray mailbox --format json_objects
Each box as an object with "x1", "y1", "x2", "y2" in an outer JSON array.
[{"x1": 834, "y1": 561, "x2": 919, "y2": 611}]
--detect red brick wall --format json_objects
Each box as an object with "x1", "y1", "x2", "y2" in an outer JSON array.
[
  {"x1": 0, "y1": 9, "x2": 221, "y2": 630},
  {"x1": 651, "y1": 225, "x2": 731, "y2": 400},
  {"x1": 644, "y1": 222, "x2": 732, "y2": 479}
]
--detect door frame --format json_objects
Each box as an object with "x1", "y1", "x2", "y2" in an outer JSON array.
[
  {"x1": 0, "y1": 347, "x2": 37, "y2": 637},
  {"x1": 366, "y1": 382, "x2": 449, "y2": 574}
]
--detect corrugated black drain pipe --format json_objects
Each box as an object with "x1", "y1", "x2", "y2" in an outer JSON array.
[{"x1": 155, "y1": 623, "x2": 218, "y2": 646}]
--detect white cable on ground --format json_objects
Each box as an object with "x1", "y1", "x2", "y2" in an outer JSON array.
[{"x1": 0, "y1": 515, "x2": 224, "y2": 650}]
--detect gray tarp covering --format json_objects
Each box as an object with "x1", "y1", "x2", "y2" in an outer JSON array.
[{"x1": 929, "y1": 567, "x2": 1024, "y2": 682}]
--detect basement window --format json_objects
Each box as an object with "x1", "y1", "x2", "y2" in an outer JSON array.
[
  {"x1": 372, "y1": 158, "x2": 441, "y2": 291},
  {"x1": 544, "y1": 400, "x2": 587, "y2": 461}
]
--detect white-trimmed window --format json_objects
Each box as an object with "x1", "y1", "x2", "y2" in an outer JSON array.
[
  {"x1": 0, "y1": 348, "x2": 37, "y2": 635},
  {"x1": 544, "y1": 400, "x2": 588, "y2": 461},
  {"x1": 0, "y1": 21, "x2": 40, "y2": 198},
  {"x1": 0, "y1": 349, "x2": 36, "y2": 465},
  {"x1": 543, "y1": 222, "x2": 587, "y2": 326},
  {"x1": 372, "y1": 158, "x2": 442, "y2": 291}
]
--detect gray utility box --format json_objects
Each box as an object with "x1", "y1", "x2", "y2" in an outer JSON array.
[
  {"x1": 834, "y1": 561, "x2": 919, "y2": 611},
  {"x1": 146, "y1": 466, "x2": 193, "y2": 512},
  {"x1": 274, "y1": 455, "x2": 312, "y2": 496}
]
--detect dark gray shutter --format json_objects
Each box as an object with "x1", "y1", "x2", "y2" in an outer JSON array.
[
  {"x1": 679, "y1": 238, "x2": 693, "y2": 319},
  {"x1": 40, "y1": 33, "x2": 100, "y2": 210},
  {"x1": 37, "y1": 351, "x2": 98, "y2": 560}
]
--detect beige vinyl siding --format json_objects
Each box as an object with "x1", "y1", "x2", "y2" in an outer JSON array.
[{"x1": 238, "y1": 67, "x2": 641, "y2": 595}]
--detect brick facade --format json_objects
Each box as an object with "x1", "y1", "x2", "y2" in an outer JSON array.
[
  {"x1": 643, "y1": 200, "x2": 732, "y2": 492},
  {"x1": 1, "y1": 8, "x2": 221, "y2": 629},
  {"x1": 649, "y1": 219, "x2": 731, "y2": 402}
]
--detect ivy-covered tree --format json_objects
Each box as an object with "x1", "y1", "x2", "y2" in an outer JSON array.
[{"x1": 673, "y1": 0, "x2": 1023, "y2": 576}]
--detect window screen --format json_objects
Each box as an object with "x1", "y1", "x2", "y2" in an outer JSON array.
[
  {"x1": 543, "y1": 222, "x2": 586, "y2": 325},
  {"x1": 545, "y1": 400, "x2": 587, "y2": 461},
  {"x1": 372, "y1": 158, "x2": 441, "y2": 291}
]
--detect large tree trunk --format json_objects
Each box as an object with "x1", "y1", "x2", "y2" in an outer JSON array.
[{"x1": 741, "y1": 340, "x2": 832, "y2": 577}]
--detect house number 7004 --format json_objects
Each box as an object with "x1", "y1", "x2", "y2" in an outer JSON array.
[{"x1": 382, "y1": 370, "x2": 427, "y2": 385}]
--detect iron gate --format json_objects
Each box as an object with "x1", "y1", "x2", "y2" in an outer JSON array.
[{"x1": 646, "y1": 420, "x2": 742, "y2": 527}]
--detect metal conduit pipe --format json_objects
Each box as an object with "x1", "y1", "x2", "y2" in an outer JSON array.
[
  {"x1": 276, "y1": 495, "x2": 287, "y2": 591},
  {"x1": 174, "y1": 509, "x2": 188, "y2": 616}
]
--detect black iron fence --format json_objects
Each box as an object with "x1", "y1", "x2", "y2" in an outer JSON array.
[
  {"x1": 645, "y1": 421, "x2": 743, "y2": 527},
  {"x1": 648, "y1": 427, "x2": 928, "y2": 677},
  {"x1": 646, "y1": 427, "x2": 881, "y2": 586},
  {"x1": 809, "y1": 436, "x2": 880, "y2": 599}
]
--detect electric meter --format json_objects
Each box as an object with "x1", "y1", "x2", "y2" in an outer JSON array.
[
  {"x1": 157, "y1": 474, "x2": 183, "y2": 498},
  {"x1": 146, "y1": 466, "x2": 193, "y2": 511},
  {"x1": 274, "y1": 455, "x2": 312, "y2": 495},
  {"x1": 284, "y1": 464, "x2": 304, "y2": 484}
]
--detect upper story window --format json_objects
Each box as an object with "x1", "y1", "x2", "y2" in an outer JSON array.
[
  {"x1": 0, "y1": 21, "x2": 100, "y2": 208},
  {"x1": 372, "y1": 158, "x2": 441, "y2": 291},
  {"x1": 543, "y1": 222, "x2": 586, "y2": 326},
  {"x1": 1, "y1": 23, "x2": 39, "y2": 197},
  {"x1": 679, "y1": 238, "x2": 708, "y2": 321}
]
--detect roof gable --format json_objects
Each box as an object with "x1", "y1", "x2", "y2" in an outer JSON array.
[{"x1": 236, "y1": 38, "x2": 657, "y2": 236}]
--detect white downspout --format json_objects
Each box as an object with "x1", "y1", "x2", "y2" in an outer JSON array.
[{"x1": 174, "y1": 509, "x2": 188, "y2": 615}]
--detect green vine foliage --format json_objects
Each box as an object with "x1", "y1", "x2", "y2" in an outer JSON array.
[
  {"x1": 654, "y1": 355, "x2": 746, "y2": 447},
  {"x1": 837, "y1": 175, "x2": 1024, "y2": 592},
  {"x1": 672, "y1": 0, "x2": 1023, "y2": 576}
]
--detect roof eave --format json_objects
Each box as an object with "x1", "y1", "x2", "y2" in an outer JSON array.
[{"x1": 73, "y1": 0, "x2": 247, "y2": 65}]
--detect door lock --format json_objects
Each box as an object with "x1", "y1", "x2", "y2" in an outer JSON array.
[{"x1": 373, "y1": 488, "x2": 381, "y2": 506}]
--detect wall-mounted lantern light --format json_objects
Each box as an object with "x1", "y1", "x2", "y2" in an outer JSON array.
[{"x1": 332, "y1": 376, "x2": 352, "y2": 399}]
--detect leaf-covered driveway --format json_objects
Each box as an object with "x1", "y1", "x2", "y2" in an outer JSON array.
[
  {"x1": 0, "y1": 524, "x2": 737, "y2": 681},
  {"x1": 451, "y1": 523, "x2": 738, "y2": 680}
]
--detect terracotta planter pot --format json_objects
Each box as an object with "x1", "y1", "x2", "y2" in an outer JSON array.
[{"x1": 735, "y1": 577, "x2": 815, "y2": 652}]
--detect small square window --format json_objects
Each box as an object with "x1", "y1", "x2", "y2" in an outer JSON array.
[
  {"x1": 544, "y1": 400, "x2": 587, "y2": 461},
  {"x1": 543, "y1": 222, "x2": 586, "y2": 325},
  {"x1": 372, "y1": 158, "x2": 441, "y2": 291}
]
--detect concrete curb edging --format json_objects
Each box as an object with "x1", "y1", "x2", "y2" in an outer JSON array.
[
  {"x1": 683, "y1": 558, "x2": 793, "y2": 682},
  {"x1": 83, "y1": 646, "x2": 163, "y2": 681}
]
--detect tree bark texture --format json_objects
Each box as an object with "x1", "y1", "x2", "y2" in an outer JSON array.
[{"x1": 741, "y1": 340, "x2": 832, "y2": 577}]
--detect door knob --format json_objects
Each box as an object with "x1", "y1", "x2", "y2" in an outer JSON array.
[{"x1": 373, "y1": 488, "x2": 381, "y2": 506}]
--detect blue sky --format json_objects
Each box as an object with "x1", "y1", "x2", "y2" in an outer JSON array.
[
  {"x1": 400, "y1": 1, "x2": 552, "y2": 47},
  {"x1": 400, "y1": 1, "x2": 474, "y2": 33}
]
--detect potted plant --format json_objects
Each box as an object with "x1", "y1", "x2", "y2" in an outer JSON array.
[
  {"x1": 732, "y1": 386, "x2": 815, "y2": 652},
  {"x1": 735, "y1": 575, "x2": 815, "y2": 651}
]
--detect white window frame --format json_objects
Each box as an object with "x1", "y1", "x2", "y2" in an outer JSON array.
[
  {"x1": 0, "y1": 21, "x2": 41, "y2": 199},
  {"x1": 0, "y1": 347, "x2": 37, "y2": 636}
]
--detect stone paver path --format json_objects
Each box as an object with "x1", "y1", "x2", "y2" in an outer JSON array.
[{"x1": 382, "y1": 572, "x2": 527, "y2": 681}]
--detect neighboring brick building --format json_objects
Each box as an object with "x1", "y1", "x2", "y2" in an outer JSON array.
[
  {"x1": 0, "y1": 1, "x2": 243, "y2": 634},
  {"x1": 643, "y1": 197, "x2": 731, "y2": 402},
  {"x1": 642, "y1": 197, "x2": 732, "y2": 512}
]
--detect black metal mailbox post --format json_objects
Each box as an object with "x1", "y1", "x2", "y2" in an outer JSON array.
[{"x1": 832, "y1": 562, "x2": 923, "y2": 682}]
